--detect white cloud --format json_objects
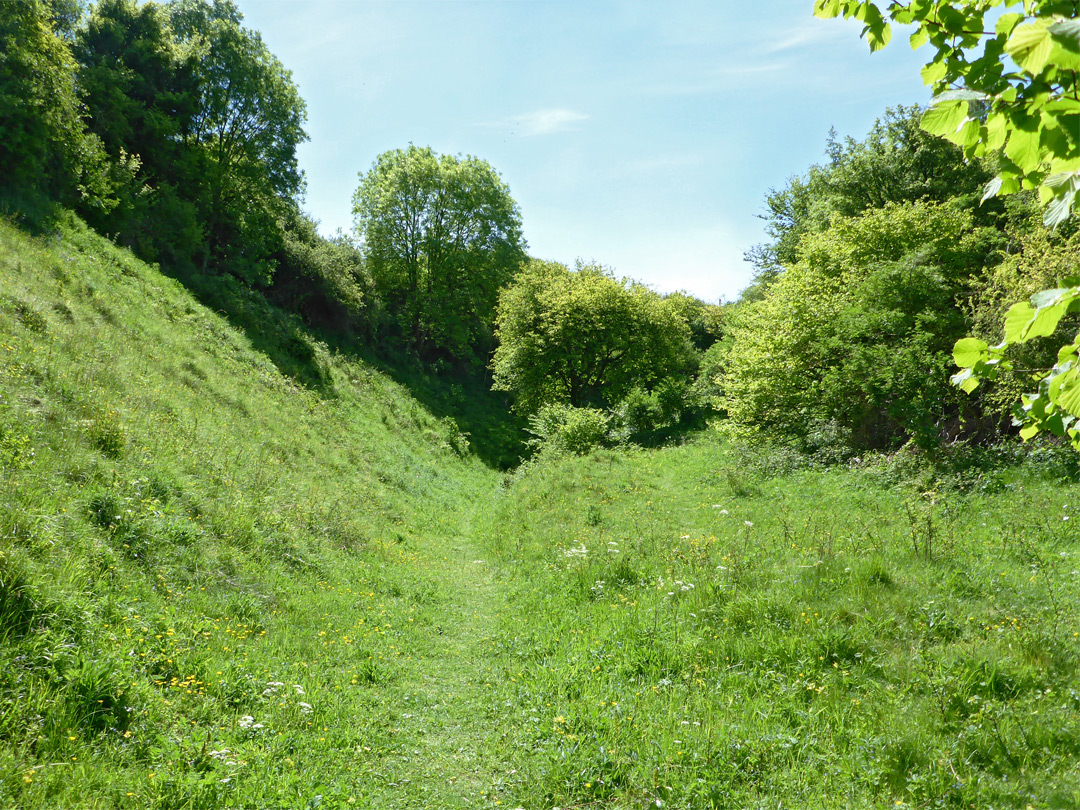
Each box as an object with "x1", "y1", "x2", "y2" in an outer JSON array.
[{"x1": 482, "y1": 108, "x2": 590, "y2": 137}]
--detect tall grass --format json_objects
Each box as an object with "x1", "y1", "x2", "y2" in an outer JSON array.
[{"x1": 0, "y1": 215, "x2": 498, "y2": 809}]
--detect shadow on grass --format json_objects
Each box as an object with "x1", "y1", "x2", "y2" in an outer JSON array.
[
  {"x1": 176, "y1": 268, "x2": 337, "y2": 397},
  {"x1": 355, "y1": 345, "x2": 529, "y2": 470},
  {"x1": 173, "y1": 265, "x2": 527, "y2": 468}
]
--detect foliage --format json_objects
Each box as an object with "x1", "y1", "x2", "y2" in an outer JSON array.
[
  {"x1": 0, "y1": 0, "x2": 111, "y2": 223},
  {"x1": 659, "y1": 290, "x2": 724, "y2": 350},
  {"x1": 268, "y1": 210, "x2": 373, "y2": 335},
  {"x1": 352, "y1": 145, "x2": 526, "y2": 363},
  {"x1": 526, "y1": 403, "x2": 611, "y2": 457},
  {"x1": 166, "y1": 0, "x2": 308, "y2": 283},
  {"x1": 723, "y1": 201, "x2": 988, "y2": 449},
  {"x1": 814, "y1": 0, "x2": 1080, "y2": 446},
  {"x1": 73, "y1": 0, "x2": 308, "y2": 284},
  {"x1": 74, "y1": 0, "x2": 202, "y2": 263},
  {"x1": 491, "y1": 260, "x2": 697, "y2": 414},
  {"x1": 965, "y1": 223, "x2": 1080, "y2": 419},
  {"x1": 745, "y1": 105, "x2": 1000, "y2": 290}
]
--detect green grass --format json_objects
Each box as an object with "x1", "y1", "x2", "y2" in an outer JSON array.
[
  {"x1": 1, "y1": 214, "x2": 1078, "y2": 809},
  {"x1": 476, "y1": 442, "x2": 1080, "y2": 808}
]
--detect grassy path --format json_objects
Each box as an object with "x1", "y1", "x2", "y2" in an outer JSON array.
[{"x1": 359, "y1": 508, "x2": 520, "y2": 810}]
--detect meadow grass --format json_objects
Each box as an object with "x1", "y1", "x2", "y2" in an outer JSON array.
[
  {"x1": 1, "y1": 215, "x2": 1078, "y2": 809},
  {"x1": 476, "y1": 441, "x2": 1080, "y2": 808}
]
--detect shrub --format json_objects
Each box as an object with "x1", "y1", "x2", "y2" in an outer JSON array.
[{"x1": 527, "y1": 404, "x2": 609, "y2": 457}]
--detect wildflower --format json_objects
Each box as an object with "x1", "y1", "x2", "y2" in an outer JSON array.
[
  {"x1": 298, "y1": 702, "x2": 313, "y2": 714},
  {"x1": 744, "y1": 520, "x2": 753, "y2": 527}
]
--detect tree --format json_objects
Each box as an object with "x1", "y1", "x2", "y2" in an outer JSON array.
[
  {"x1": 74, "y1": 0, "x2": 202, "y2": 262},
  {"x1": 491, "y1": 260, "x2": 696, "y2": 414},
  {"x1": 745, "y1": 106, "x2": 1000, "y2": 295},
  {"x1": 0, "y1": 0, "x2": 110, "y2": 222},
  {"x1": 352, "y1": 145, "x2": 526, "y2": 362},
  {"x1": 722, "y1": 201, "x2": 987, "y2": 450},
  {"x1": 813, "y1": 0, "x2": 1080, "y2": 446},
  {"x1": 166, "y1": 0, "x2": 308, "y2": 283}
]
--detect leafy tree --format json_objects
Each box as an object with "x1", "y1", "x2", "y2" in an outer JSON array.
[
  {"x1": 491, "y1": 260, "x2": 696, "y2": 413},
  {"x1": 722, "y1": 201, "x2": 987, "y2": 449},
  {"x1": 74, "y1": 0, "x2": 202, "y2": 261},
  {"x1": 352, "y1": 145, "x2": 526, "y2": 362},
  {"x1": 745, "y1": 106, "x2": 999, "y2": 292},
  {"x1": 166, "y1": 0, "x2": 308, "y2": 283},
  {"x1": 0, "y1": 0, "x2": 110, "y2": 222},
  {"x1": 814, "y1": 0, "x2": 1080, "y2": 446}
]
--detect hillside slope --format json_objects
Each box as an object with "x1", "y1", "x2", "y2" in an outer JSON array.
[{"x1": 0, "y1": 216, "x2": 509, "y2": 808}]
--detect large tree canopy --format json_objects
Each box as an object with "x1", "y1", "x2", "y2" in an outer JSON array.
[
  {"x1": 491, "y1": 260, "x2": 696, "y2": 414},
  {"x1": 744, "y1": 105, "x2": 999, "y2": 297},
  {"x1": 723, "y1": 201, "x2": 992, "y2": 449},
  {"x1": 167, "y1": 0, "x2": 307, "y2": 282},
  {"x1": 352, "y1": 145, "x2": 526, "y2": 362},
  {"x1": 71, "y1": 0, "x2": 308, "y2": 282}
]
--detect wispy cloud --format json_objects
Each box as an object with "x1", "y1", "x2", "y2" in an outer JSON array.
[
  {"x1": 765, "y1": 16, "x2": 871, "y2": 54},
  {"x1": 481, "y1": 108, "x2": 589, "y2": 137}
]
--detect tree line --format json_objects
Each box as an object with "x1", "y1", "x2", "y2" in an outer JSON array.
[{"x1": 2, "y1": 0, "x2": 1075, "y2": 461}]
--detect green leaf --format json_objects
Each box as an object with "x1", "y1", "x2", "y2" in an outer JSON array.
[
  {"x1": 1026, "y1": 298, "x2": 1070, "y2": 339},
  {"x1": 1049, "y1": 19, "x2": 1080, "y2": 54},
  {"x1": 1004, "y1": 128, "x2": 1043, "y2": 174},
  {"x1": 1003, "y1": 301, "x2": 1036, "y2": 342},
  {"x1": 1051, "y1": 368, "x2": 1080, "y2": 417},
  {"x1": 813, "y1": 0, "x2": 842, "y2": 19},
  {"x1": 984, "y1": 113, "x2": 1008, "y2": 151},
  {"x1": 951, "y1": 367, "x2": 980, "y2": 394},
  {"x1": 920, "y1": 59, "x2": 948, "y2": 86},
  {"x1": 950, "y1": 118, "x2": 981, "y2": 149},
  {"x1": 921, "y1": 100, "x2": 967, "y2": 137},
  {"x1": 1006, "y1": 22, "x2": 1054, "y2": 74},
  {"x1": 953, "y1": 337, "x2": 987, "y2": 368},
  {"x1": 909, "y1": 27, "x2": 928, "y2": 50},
  {"x1": 866, "y1": 21, "x2": 892, "y2": 52},
  {"x1": 1018, "y1": 417, "x2": 1040, "y2": 439},
  {"x1": 995, "y1": 13, "x2": 1024, "y2": 38}
]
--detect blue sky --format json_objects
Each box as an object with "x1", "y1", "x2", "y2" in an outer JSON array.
[{"x1": 237, "y1": 0, "x2": 933, "y2": 302}]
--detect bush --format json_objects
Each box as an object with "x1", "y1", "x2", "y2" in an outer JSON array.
[{"x1": 527, "y1": 404, "x2": 610, "y2": 457}]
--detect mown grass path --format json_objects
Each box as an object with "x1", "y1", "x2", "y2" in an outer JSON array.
[{"x1": 358, "y1": 507, "x2": 520, "y2": 810}]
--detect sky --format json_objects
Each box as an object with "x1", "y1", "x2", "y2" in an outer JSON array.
[{"x1": 236, "y1": 0, "x2": 934, "y2": 303}]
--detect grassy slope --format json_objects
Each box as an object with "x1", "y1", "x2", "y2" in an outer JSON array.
[
  {"x1": 0, "y1": 216, "x2": 512, "y2": 809},
  {"x1": 2, "y1": 215, "x2": 1079, "y2": 810}
]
